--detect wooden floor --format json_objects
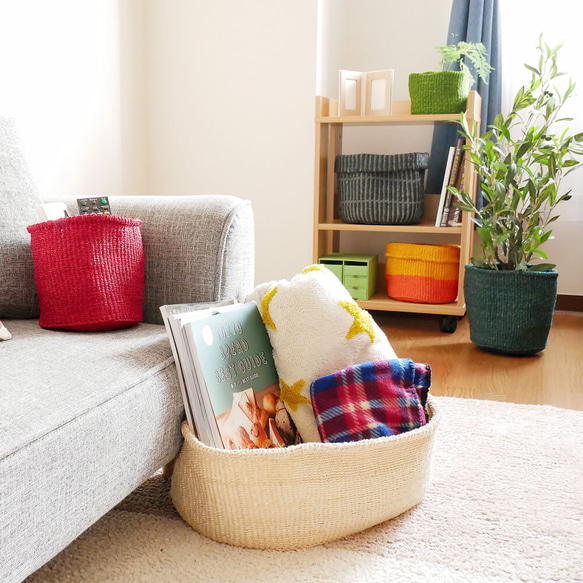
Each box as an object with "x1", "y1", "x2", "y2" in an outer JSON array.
[{"x1": 373, "y1": 310, "x2": 583, "y2": 411}]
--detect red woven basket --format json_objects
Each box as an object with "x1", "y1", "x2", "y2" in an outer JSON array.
[{"x1": 27, "y1": 214, "x2": 144, "y2": 331}]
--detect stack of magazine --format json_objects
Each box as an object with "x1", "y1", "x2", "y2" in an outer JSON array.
[{"x1": 160, "y1": 301, "x2": 300, "y2": 450}]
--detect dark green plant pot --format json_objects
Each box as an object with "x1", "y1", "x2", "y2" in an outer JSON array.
[
  {"x1": 408, "y1": 71, "x2": 472, "y2": 114},
  {"x1": 464, "y1": 264, "x2": 558, "y2": 355}
]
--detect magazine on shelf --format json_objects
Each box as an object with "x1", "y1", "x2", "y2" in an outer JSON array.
[
  {"x1": 440, "y1": 139, "x2": 465, "y2": 227},
  {"x1": 448, "y1": 159, "x2": 466, "y2": 226},
  {"x1": 435, "y1": 146, "x2": 456, "y2": 227},
  {"x1": 160, "y1": 301, "x2": 300, "y2": 450}
]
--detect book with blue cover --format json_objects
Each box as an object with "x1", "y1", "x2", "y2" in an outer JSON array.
[{"x1": 162, "y1": 301, "x2": 299, "y2": 449}]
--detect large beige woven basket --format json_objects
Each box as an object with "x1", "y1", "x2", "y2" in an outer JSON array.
[{"x1": 171, "y1": 396, "x2": 440, "y2": 550}]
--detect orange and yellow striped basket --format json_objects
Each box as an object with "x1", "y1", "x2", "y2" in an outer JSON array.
[{"x1": 385, "y1": 243, "x2": 460, "y2": 304}]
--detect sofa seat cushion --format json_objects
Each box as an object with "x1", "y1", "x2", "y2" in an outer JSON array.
[
  {"x1": 0, "y1": 320, "x2": 178, "y2": 461},
  {"x1": 0, "y1": 319, "x2": 184, "y2": 582}
]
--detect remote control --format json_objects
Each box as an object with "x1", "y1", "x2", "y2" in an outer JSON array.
[{"x1": 77, "y1": 197, "x2": 111, "y2": 215}]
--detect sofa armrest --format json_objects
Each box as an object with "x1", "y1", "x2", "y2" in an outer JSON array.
[{"x1": 59, "y1": 195, "x2": 254, "y2": 325}]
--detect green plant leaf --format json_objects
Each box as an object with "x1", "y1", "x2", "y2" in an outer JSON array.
[
  {"x1": 470, "y1": 257, "x2": 490, "y2": 269},
  {"x1": 470, "y1": 152, "x2": 483, "y2": 167},
  {"x1": 505, "y1": 163, "x2": 517, "y2": 186},
  {"x1": 477, "y1": 226, "x2": 493, "y2": 247},
  {"x1": 516, "y1": 141, "x2": 531, "y2": 159},
  {"x1": 563, "y1": 159, "x2": 580, "y2": 167},
  {"x1": 499, "y1": 123, "x2": 511, "y2": 142},
  {"x1": 437, "y1": 41, "x2": 493, "y2": 84},
  {"x1": 524, "y1": 64, "x2": 540, "y2": 76},
  {"x1": 527, "y1": 263, "x2": 556, "y2": 271},
  {"x1": 549, "y1": 154, "x2": 557, "y2": 176},
  {"x1": 513, "y1": 86, "x2": 525, "y2": 110}
]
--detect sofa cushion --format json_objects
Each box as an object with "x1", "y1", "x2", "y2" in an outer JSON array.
[
  {"x1": 0, "y1": 320, "x2": 179, "y2": 461},
  {"x1": 0, "y1": 118, "x2": 41, "y2": 318},
  {"x1": 0, "y1": 319, "x2": 184, "y2": 582}
]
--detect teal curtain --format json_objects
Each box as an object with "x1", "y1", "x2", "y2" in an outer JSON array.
[{"x1": 425, "y1": 0, "x2": 502, "y2": 199}]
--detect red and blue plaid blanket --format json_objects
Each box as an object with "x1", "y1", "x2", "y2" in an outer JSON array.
[{"x1": 310, "y1": 359, "x2": 431, "y2": 443}]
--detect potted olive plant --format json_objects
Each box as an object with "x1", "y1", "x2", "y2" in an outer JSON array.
[
  {"x1": 450, "y1": 37, "x2": 583, "y2": 355},
  {"x1": 409, "y1": 41, "x2": 493, "y2": 114}
]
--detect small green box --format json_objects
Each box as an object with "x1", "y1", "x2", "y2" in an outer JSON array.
[
  {"x1": 318, "y1": 257, "x2": 343, "y2": 281},
  {"x1": 319, "y1": 253, "x2": 377, "y2": 300}
]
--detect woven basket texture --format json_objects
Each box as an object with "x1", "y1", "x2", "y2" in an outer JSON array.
[
  {"x1": 27, "y1": 214, "x2": 144, "y2": 331},
  {"x1": 385, "y1": 243, "x2": 460, "y2": 304},
  {"x1": 171, "y1": 397, "x2": 440, "y2": 550},
  {"x1": 408, "y1": 71, "x2": 471, "y2": 114},
  {"x1": 464, "y1": 265, "x2": 558, "y2": 355},
  {"x1": 335, "y1": 153, "x2": 429, "y2": 225}
]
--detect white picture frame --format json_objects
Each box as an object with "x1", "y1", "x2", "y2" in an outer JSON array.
[
  {"x1": 364, "y1": 69, "x2": 394, "y2": 116},
  {"x1": 339, "y1": 70, "x2": 363, "y2": 116}
]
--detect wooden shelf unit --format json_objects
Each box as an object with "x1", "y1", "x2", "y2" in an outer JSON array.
[{"x1": 313, "y1": 90, "x2": 482, "y2": 320}]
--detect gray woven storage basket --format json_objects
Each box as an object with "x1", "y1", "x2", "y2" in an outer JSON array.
[{"x1": 335, "y1": 153, "x2": 429, "y2": 225}]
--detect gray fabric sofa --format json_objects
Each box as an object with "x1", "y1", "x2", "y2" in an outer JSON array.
[{"x1": 0, "y1": 118, "x2": 255, "y2": 582}]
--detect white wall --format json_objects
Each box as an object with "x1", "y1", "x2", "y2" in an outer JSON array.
[
  {"x1": 143, "y1": 0, "x2": 318, "y2": 285},
  {"x1": 318, "y1": 0, "x2": 453, "y2": 103},
  {"x1": 119, "y1": 0, "x2": 148, "y2": 195},
  {"x1": 0, "y1": 0, "x2": 126, "y2": 198}
]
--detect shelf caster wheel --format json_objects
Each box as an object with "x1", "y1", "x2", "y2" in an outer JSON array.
[{"x1": 439, "y1": 315, "x2": 458, "y2": 334}]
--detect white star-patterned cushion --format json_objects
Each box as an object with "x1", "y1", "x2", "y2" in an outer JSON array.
[{"x1": 246, "y1": 265, "x2": 397, "y2": 442}]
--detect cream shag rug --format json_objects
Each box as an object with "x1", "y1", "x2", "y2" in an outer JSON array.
[{"x1": 27, "y1": 397, "x2": 583, "y2": 583}]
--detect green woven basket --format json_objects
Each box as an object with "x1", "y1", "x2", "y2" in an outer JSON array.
[
  {"x1": 464, "y1": 264, "x2": 558, "y2": 355},
  {"x1": 408, "y1": 71, "x2": 472, "y2": 115}
]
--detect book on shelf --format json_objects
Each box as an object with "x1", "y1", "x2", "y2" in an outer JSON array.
[
  {"x1": 160, "y1": 300, "x2": 300, "y2": 450},
  {"x1": 435, "y1": 146, "x2": 456, "y2": 227},
  {"x1": 439, "y1": 138, "x2": 465, "y2": 227},
  {"x1": 447, "y1": 160, "x2": 466, "y2": 226}
]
